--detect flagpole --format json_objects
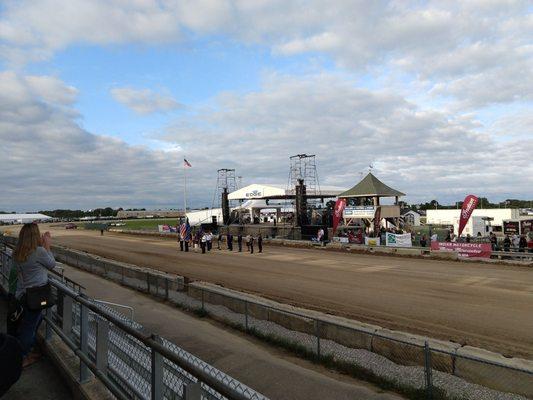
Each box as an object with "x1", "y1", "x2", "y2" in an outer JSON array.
[{"x1": 183, "y1": 162, "x2": 187, "y2": 215}]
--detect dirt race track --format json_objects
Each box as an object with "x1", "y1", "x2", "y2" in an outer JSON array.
[{"x1": 9, "y1": 226, "x2": 533, "y2": 359}]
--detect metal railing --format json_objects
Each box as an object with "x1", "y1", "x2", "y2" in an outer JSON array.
[
  {"x1": 34, "y1": 241, "x2": 533, "y2": 400},
  {"x1": 0, "y1": 243, "x2": 268, "y2": 400}
]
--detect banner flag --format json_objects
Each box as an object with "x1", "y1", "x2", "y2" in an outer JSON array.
[
  {"x1": 365, "y1": 237, "x2": 381, "y2": 246},
  {"x1": 332, "y1": 198, "x2": 346, "y2": 233},
  {"x1": 458, "y1": 194, "x2": 479, "y2": 237},
  {"x1": 373, "y1": 206, "x2": 381, "y2": 236},
  {"x1": 183, "y1": 158, "x2": 192, "y2": 168},
  {"x1": 386, "y1": 232, "x2": 412, "y2": 247}
]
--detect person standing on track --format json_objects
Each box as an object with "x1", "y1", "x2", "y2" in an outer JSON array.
[
  {"x1": 206, "y1": 231, "x2": 212, "y2": 251},
  {"x1": 237, "y1": 234, "x2": 243, "y2": 252},
  {"x1": 257, "y1": 234, "x2": 263, "y2": 253},
  {"x1": 178, "y1": 230, "x2": 184, "y2": 251},
  {"x1": 249, "y1": 235, "x2": 254, "y2": 254},
  {"x1": 180, "y1": 221, "x2": 190, "y2": 252},
  {"x1": 227, "y1": 233, "x2": 233, "y2": 251},
  {"x1": 503, "y1": 234, "x2": 511, "y2": 252},
  {"x1": 200, "y1": 232, "x2": 207, "y2": 254},
  {"x1": 217, "y1": 232, "x2": 222, "y2": 250}
]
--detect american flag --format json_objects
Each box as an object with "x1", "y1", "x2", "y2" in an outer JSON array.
[
  {"x1": 179, "y1": 220, "x2": 191, "y2": 240},
  {"x1": 183, "y1": 158, "x2": 192, "y2": 168}
]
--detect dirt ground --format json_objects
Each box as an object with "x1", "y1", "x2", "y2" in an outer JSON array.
[{"x1": 5, "y1": 225, "x2": 533, "y2": 359}]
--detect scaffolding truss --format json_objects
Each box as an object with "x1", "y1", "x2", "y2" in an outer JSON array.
[{"x1": 287, "y1": 154, "x2": 321, "y2": 196}]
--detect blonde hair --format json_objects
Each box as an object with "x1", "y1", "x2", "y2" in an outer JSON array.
[{"x1": 13, "y1": 223, "x2": 41, "y2": 263}]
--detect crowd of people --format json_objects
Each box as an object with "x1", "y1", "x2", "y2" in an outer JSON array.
[
  {"x1": 334, "y1": 225, "x2": 532, "y2": 252},
  {"x1": 178, "y1": 230, "x2": 263, "y2": 254},
  {"x1": 424, "y1": 230, "x2": 530, "y2": 251}
]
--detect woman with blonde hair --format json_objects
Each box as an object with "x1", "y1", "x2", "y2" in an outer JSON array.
[{"x1": 13, "y1": 223, "x2": 56, "y2": 367}]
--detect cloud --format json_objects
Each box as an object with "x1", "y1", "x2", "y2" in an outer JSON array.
[
  {"x1": 0, "y1": 2, "x2": 531, "y2": 209},
  {"x1": 1, "y1": 1, "x2": 530, "y2": 108},
  {"x1": 155, "y1": 73, "x2": 533, "y2": 203},
  {"x1": 0, "y1": 71, "x2": 183, "y2": 211},
  {"x1": 110, "y1": 87, "x2": 182, "y2": 115},
  {"x1": 0, "y1": 71, "x2": 531, "y2": 211}
]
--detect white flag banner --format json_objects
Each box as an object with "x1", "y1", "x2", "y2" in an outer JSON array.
[{"x1": 385, "y1": 232, "x2": 412, "y2": 247}]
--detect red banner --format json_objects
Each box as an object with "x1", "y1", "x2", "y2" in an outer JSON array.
[
  {"x1": 458, "y1": 194, "x2": 479, "y2": 237},
  {"x1": 373, "y1": 206, "x2": 381, "y2": 236},
  {"x1": 431, "y1": 241, "x2": 492, "y2": 258},
  {"x1": 332, "y1": 198, "x2": 346, "y2": 233}
]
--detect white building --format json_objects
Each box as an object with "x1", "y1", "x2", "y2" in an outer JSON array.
[
  {"x1": 0, "y1": 213, "x2": 52, "y2": 224},
  {"x1": 426, "y1": 208, "x2": 519, "y2": 236},
  {"x1": 402, "y1": 210, "x2": 421, "y2": 227}
]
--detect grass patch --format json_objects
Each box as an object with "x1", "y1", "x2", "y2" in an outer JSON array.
[{"x1": 114, "y1": 218, "x2": 179, "y2": 231}]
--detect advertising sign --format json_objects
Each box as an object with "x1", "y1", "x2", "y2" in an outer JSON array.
[
  {"x1": 332, "y1": 237, "x2": 349, "y2": 243},
  {"x1": 365, "y1": 237, "x2": 381, "y2": 246},
  {"x1": 430, "y1": 241, "x2": 492, "y2": 258},
  {"x1": 343, "y1": 206, "x2": 376, "y2": 218},
  {"x1": 503, "y1": 221, "x2": 520, "y2": 235},
  {"x1": 386, "y1": 233, "x2": 412, "y2": 247},
  {"x1": 158, "y1": 225, "x2": 177, "y2": 233},
  {"x1": 349, "y1": 231, "x2": 364, "y2": 244}
]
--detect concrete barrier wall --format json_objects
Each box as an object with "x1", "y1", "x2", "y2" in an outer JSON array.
[
  {"x1": 6, "y1": 239, "x2": 530, "y2": 398},
  {"x1": 455, "y1": 346, "x2": 533, "y2": 398}
]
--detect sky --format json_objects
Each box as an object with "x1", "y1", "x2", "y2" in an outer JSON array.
[{"x1": 0, "y1": 0, "x2": 532, "y2": 212}]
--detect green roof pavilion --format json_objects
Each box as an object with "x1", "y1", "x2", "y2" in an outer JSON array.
[{"x1": 338, "y1": 173, "x2": 405, "y2": 206}]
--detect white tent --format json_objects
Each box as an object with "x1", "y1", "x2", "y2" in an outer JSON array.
[
  {"x1": 185, "y1": 200, "x2": 287, "y2": 226},
  {"x1": 0, "y1": 213, "x2": 52, "y2": 224}
]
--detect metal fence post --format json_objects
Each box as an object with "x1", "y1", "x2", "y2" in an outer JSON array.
[
  {"x1": 121, "y1": 265, "x2": 125, "y2": 284},
  {"x1": 96, "y1": 317, "x2": 109, "y2": 374},
  {"x1": 315, "y1": 319, "x2": 321, "y2": 359},
  {"x1": 424, "y1": 341, "x2": 433, "y2": 399},
  {"x1": 184, "y1": 382, "x2": 202, "y2": 400},
  {"x1": 62, "y1": 296, "x2": 73, "y2": 337},
  {"x1": 165, "y1": 278, "x2": 169, "y2": 300},
  {"x1": 147, "y1": 272, "x2": 151, "y2": 293},
  {"x1": 79, "y1": 303, "x2": 90, "y2": 383},
  {"x1": 201, "y1": 289, "x2": 205, "y2": 311},
  {"x1": 244, "y1": 301, "x2": 249, "y2": 331},
  {"x1": 151, "y1": 335, "x2": 163, "y2": 400},
  {"x1": 45, "y1": 307, "x2": 53, "y2": 341}
]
